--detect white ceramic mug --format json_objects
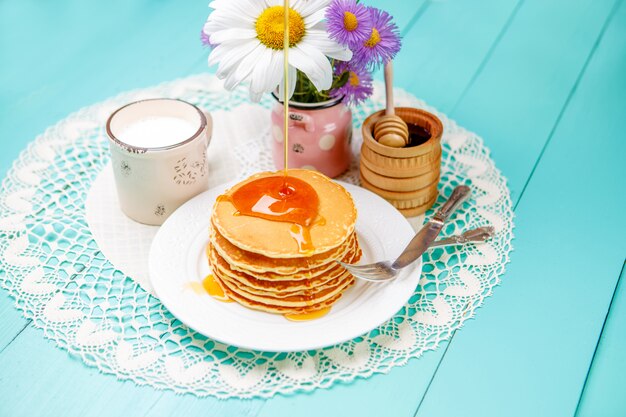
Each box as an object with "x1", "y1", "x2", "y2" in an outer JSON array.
[{"x1": 106, "y1": 98, "x2": 212, "y2": 225}]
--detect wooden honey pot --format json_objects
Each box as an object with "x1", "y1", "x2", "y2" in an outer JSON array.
[{"x1": 360, "y1": 107, "x2": 443, "y2": 217}]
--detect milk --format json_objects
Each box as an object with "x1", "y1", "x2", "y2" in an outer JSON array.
[{"x1": 117, "y1": 116, "x2": 198, "y2": 148}]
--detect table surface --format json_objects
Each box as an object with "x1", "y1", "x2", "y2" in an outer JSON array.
[{"x1": 1, "y1": 1, "x2": 625, "y2": 416}]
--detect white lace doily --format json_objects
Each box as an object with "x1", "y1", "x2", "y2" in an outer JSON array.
[{"x1": 0, "y1": 73, "x2": 514, "y2": 398}]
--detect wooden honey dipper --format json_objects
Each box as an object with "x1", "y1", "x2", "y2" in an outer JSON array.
[{"x1": 374, "y1": 61, "x2": 409, "y2": 147}]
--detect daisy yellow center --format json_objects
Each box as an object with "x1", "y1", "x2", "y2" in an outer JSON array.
[
  {"x1": 349, "y1": 71, "x2": 360, "y2": 86},
  {"x1": 343, "y1": 11, "x2": 359, "y2": 31},
  {"x1": 255, "y1": 6, "x2": 305, "y2": 50},
  {"x1": 364, "y1": 27, "x2": 381, "y2": 48}
]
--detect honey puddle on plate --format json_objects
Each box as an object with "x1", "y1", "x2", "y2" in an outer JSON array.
[
  {"x1": 187, "y1": 274, "x2": 233, "y2": 302},
  {"x1": 284, "y1": 307, "x2": 331, "y2": 321}
]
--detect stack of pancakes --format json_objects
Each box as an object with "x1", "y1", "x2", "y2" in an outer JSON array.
[{"x1": 208, "y1": 169, "x2": 361, "y2": 315}]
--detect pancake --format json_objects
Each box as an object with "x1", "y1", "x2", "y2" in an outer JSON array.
[
  {"x1": 212, "y1": 170, "x2": 357, "y2": 258},
  {"x1": 207, "y1": 244, "x2": 361, "y2": 292},
  {"x1": 210, "y1": 227, "x2": 359, "y2": 279},
  {"x1": 205, "y1": 169, "x2": 361, "y2": 317},
  {"x1": 221, "y1": 287, "x2": 345, "y2": 315},
  {"x1": 216, "y1": 268, "x2": 355, "y2": 301},
  {"x1": 213, "y1": 269, "x2": 355, "y2": 311}
]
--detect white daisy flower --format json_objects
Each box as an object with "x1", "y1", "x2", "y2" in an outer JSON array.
[{"x1": 204, "y1": 0, "x2": 352, "y2": 101}]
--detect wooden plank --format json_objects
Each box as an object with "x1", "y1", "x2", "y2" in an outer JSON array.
[
  {"x1": 0, "y1": 0, "x2": 141, "y2": 176},
  {"x1": 368, "y1": 0, "x2": 427, "y2": 33},
  {"x1": 0, "y1": 294, "x2": 29, "y2": 352},
  {"x1": 448, "y1": 0, "x2": 620, "y2": 199},
  {"x1": 415, "y1": 0, "x2": 626, "y2": 416},
  {"x1": 0, "y1": 0, "x2": 208, "y2": 177},
  {"x1": 576, "y1": 263, "x2": 626, "y2": 416},
  {"x1": 393, "y1": 0, "x2": 524, "y2": 113},
  {"x1": 138, "y1": 393, "x2": 264, "y2": 417},
  {"x1": 0, "y1": 1, "x2": 151, "y2": 84},
  {"x1": 0, "y1": 326, "x2": 162, "y2": 417}
]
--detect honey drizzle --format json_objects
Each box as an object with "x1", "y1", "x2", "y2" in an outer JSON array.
[
  {"x1": 283, "y1": 0, "x2": 290, "y2": 174},
  {"x1": 284, "y1": 307, "x2": 331, "y2": 322},
  {"x1": 288, "y1": 215, "x2": 325, "y2": 253}
]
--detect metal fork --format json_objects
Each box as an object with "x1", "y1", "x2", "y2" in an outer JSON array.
[{"x1": 339, "y1": 226, "x2": 494, "y2": 282}]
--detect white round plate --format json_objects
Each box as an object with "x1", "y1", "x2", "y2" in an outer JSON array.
[{"x1": 149, "y1": 180, "x2": 420, "y2": 352}]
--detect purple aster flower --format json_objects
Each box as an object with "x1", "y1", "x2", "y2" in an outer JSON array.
[
  {"x1": 325, "y1": 0, "x2": 373, "y2": 48},
  {"x1": 331, "y1": 62, "x2": 373, "y2": 106},
  {"x1": 352, "y1": 7, "x2": 401, "y2": 68},
  {"x1": 200, "y1": 29, "x2": 215, "y2": 48}
]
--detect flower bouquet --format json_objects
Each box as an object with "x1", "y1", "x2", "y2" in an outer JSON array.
[{"x1": 202, "y1": 0, "x2": 402, "y2": 177}]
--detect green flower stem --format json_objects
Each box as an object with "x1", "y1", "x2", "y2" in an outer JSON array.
[{"x1": 292, "y1": 58, "x2": 349, "y2": 104}]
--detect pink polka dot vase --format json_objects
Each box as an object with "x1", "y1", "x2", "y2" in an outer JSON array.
[{"x1": 270, "y1": 95, "x2": 352, "y2": 178}]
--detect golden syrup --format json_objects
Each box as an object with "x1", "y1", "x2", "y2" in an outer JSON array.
[
  {"x1": 203, "y1": 274, "x2": 233, "y2": 302},
  {"x1": 289, "y1": 223, "x2": 313, "y2": 253},
  {"x1": 314, "y1": 216, "x2": 326, "y2": 227},
  {"x1": 187, "y1": 281, "x2": 205, "y2": 294},
  {"x1": 283, "y1": 0, "x2": 290, "y2": 174},
  {"x1": 284, "y1": 307, "x2": 331, "y2": 321},
  {"x1": 288, "y1": 215, "x2": 326, "y2": 253},
  {"x1": 228, "y1": 175, "x2": 320, "y2": 253},
  {"x1": 187, "y1": 274, "x2": 233, "y2": 302},
  {"x1": 229, "y1": 176, "x2": 318, "y2": 225}
]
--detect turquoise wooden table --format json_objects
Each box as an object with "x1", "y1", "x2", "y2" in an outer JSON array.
[{"x1": 1, "y1": 0, "x2": 625, "y2": 415}]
